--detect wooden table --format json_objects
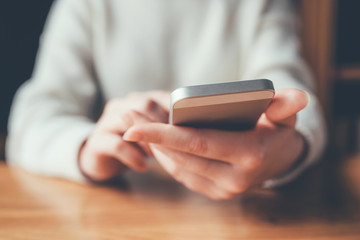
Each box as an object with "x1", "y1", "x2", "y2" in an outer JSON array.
[{"x1": 1, "y1": 153, "x2": 360, "y2": 240}]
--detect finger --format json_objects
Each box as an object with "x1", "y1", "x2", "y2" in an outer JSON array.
[
  {"x1": 151, "y1": 145, "x2": 251, "y2": 194},
  {"x1": 150, "y1": 144, "x2": 231, "y2": 181},
  {"x1": 123, "y1": 123, "x2": 254, "y2": 162},
  {"x1": 79, "y1": 152, "x2": 125, "y2": 182},
  {"x1": 126, "y1": 93, "x2": 169, "y2": 123},
  {"x1": 103, "y1": 110, "x2": 155, "y2": 156},
  {"x1": 258, "y1": 113, "x2": 297, "y2": 129},
  {"x1": 265, "y1": 89, "x2": 309, "y2": 127},
  {"x1": 177, "y1": 171, "x2": 235, "y2": 200},
  {"x1": 147, "y1": 91, "x2": 171, "y2": 112},
  {"x1": 116, "y1": 111, "x2": 155, "y2": 156},
  {"x1": 92, "y1": 133, "x2": 148, "y2": 172},
  {"x1": 136, "y1": 98, "x2": 169, "y2": 123},
  {"x1": 151, "y1": 146, "x2": 234, "y2": 200},
  {"x1": 99, "y1": 97, "x2": 169, "y2": 134},
  {"x1": 97, "y1": 110, "x2": 148, "y2": 134}
]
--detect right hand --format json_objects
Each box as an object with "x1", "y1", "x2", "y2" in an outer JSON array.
[{"x1": 78, "y1": 91, "x2": 170, "y2": 182}]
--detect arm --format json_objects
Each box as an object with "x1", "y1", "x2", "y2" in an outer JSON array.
[
  {"x1": 238, "y1": 0, "x2": 326, "y2": 187},
  {"x1": 7, "y1": 0, "x2": 172, "y2": 182},
  {"x1": 120, "y1": 0, "x2": 327, "y2": 200},
  {"x1": 122, "y1": 89, "x2": 309, "y2": 200},
  {"x1": 6, "y1": 0, "x2": 97, "y2": 181}
]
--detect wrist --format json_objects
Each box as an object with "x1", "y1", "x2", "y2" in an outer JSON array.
[
  {"x1": 281, "y1": 132, "x2": 308, "y2": 174},
  {"x1": 262, "y1": 131, "x2": 309, "y2": 188}
]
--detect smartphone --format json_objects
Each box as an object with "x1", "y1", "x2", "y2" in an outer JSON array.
[{"x1": 169, "y1": 79, "x2": 274, "y2": 131}]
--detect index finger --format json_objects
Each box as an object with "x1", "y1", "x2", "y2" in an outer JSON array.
[{"x1": 122, "y1": 123, "x2": 257, "y2": 162}]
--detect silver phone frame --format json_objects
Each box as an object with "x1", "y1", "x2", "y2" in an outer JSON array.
[{"x1": 169, "y1": 79, "x2": 275, "y2": 128}]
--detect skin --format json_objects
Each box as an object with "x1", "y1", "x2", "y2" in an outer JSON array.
[
  {"x1": 79, "y1": 88, "x2": 308, "y2": 200},
  {"x1": 78, "y1": 91, "x2": 170, "y2": 181}
]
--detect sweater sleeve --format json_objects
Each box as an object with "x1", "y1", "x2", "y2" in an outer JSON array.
[
  {"x1": 238, "y1": 0, "x2": 327, "y2": 187},
  {"x1": 6, "y1": 0, "x2": 98, "y2": 182}
]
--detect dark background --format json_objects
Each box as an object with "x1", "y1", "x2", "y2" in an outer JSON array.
[
  {"x1": 0, "y1": 1, "x2": 54, "y2": 134},
  {"x1": 333, "y1": 1, "x2": 360, "y2": 118},
  {"x1": 1, "y1": 1, "x2": 360, "y2": 136},
  {"x1": 335, "y1": 0, "x2": 360, "y2": 66}
]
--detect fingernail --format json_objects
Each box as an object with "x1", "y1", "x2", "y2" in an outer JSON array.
[{"x1": 123, "y1": 130, "x2": 143, "y2": 142}]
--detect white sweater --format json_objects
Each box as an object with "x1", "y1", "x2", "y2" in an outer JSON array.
[{"x1": 7, "y1": 0, "x2": 326, "y2": 187}]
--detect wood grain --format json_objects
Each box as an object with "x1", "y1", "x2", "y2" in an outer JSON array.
[
  {"x1": 1, "y1": 153, "x2": 360, "y2": 240},
  {"x1": 337, "y1": 66, "x2": 360, "y2": 80},
  {"x1": 300, "y1": 0, "x2": 336, "y2": 115}
]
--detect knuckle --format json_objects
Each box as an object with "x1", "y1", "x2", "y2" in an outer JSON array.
[
  {"x1": 231, "y1": 180, "x2": 250, "y2": 194},
  {"x1": 240, "y1": 152, "x2": 264, "y2": 172},
  {"x1": 121, "y1": 110, "x2": 135, "y2": 126},
  {"x1": 221, "y1": 173, "x2": 250, "y2": 194},
  {"x1": 244, "y1": 157, "x2": 262, "y2": 171},
  {"x1": 150, "y1": 125, "x2": 169, "y2": 144},
  {"x1": 142, "y1": 98, "x2": 158, "y2": 112},
  {"x1": 208, "y1": 190, "x2": 234, "y2": 201},
  {"x1": 187, "y1": 132, "x2": 208, "y2": 154},
  {"x1": 121, "y1": 110, "x2": 139, "y2": 126},
  {"x1": 217, "y1": 191, "x2": 236, "y2": 200},
  {"x1": 113, "y1": 137, "x2": 125, "y2": 152}
]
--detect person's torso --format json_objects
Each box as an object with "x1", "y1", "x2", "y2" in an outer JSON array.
[{"x1": 89, "y1": 0, "x2": 263, "y2": 100}]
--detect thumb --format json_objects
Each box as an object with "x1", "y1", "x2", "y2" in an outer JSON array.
[{"x1": 265, "y1": 89, "x2": 309, "y2": 127}]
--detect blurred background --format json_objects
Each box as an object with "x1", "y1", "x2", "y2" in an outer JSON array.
[
  {"x1": 0, "y1": 1, "x2": 54, "y2": 159},
  {"x1": 1, "y1": 0, "x2": 360, "y2": 160}
]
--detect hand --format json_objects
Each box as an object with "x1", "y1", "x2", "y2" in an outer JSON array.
[
  {"x1": 78, "y1": 91, "x2": 170, "y2": 182},
  {"x1": 123, "y1": 89, "x2": 308, "y2": 200}
]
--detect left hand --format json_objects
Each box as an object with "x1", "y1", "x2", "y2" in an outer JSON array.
[
  {"x1": 78, "y1": 91, "x2": 170, "y2": 182},
  {"x1": 123, "y1": 89, "x2": 308, "y2": 200}
]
